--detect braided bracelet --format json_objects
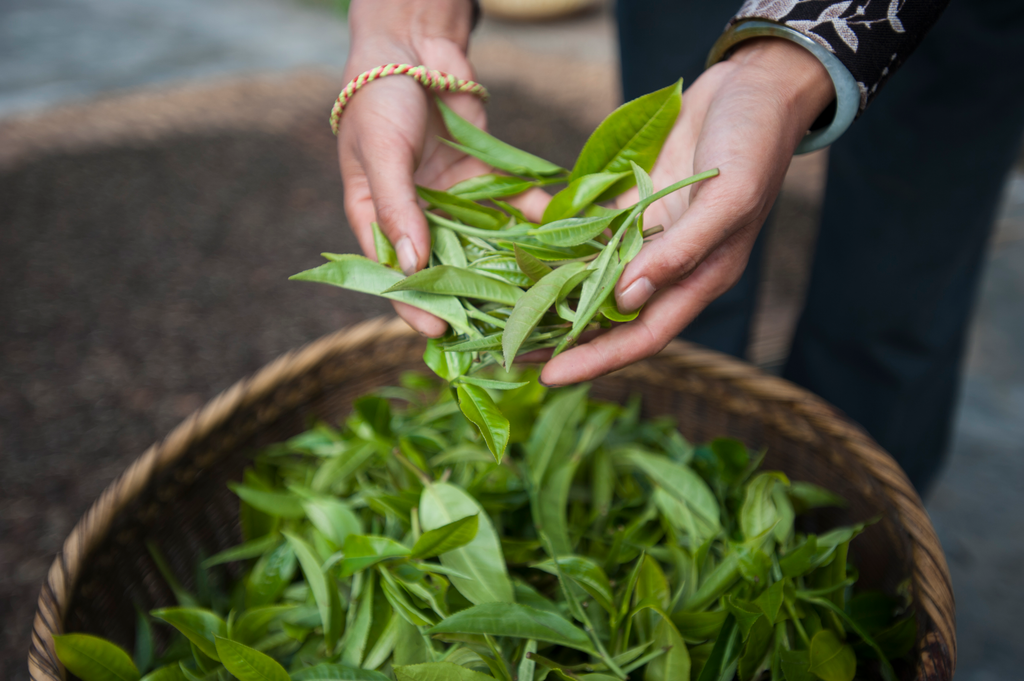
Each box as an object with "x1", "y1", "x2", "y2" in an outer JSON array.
[{"x1": 330, "y1": 64, "x2": 489, "y2": 135}]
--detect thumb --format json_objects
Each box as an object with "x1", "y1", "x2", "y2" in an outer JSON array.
[{"x1": 615, "y1": 172, "x2": 767, "y2": 312}]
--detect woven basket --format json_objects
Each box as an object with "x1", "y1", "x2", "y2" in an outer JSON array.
[{"x1": 28, "y1": 317, "x2": 955, "y2": 681}]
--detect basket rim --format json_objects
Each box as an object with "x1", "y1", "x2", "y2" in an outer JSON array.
[{"x1": 28, "y1": 316, "x2": 955, "y2": 679}]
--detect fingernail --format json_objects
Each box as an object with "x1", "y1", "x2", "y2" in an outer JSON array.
[
  {"x1": 618, "y1": 277, "x2": 655, "y2": 312},
  {"x1": 539, "y1": 379, "x2": 563, "y2": 389},
  {"x1": 396, "y1": 236, "x2": 418, "y2": 275}
]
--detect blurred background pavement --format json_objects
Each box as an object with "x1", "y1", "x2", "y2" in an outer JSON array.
[{"x1": 1, "y1": 1, "x2": 1021, "y2": 679}]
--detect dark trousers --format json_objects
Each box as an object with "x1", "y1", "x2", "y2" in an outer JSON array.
[{"x1": 618, "y1": 0, "x2": 1024, "y2": 495}]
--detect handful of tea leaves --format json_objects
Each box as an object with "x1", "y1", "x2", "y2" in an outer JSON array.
[
  {"x1": 54, "y1": 372, "x2": 916, "y2": 681},
  {"x1": 291, "y1": 80, "x2": 719, "y2": 464}
]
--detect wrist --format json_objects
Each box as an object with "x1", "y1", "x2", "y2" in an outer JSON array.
[
  {"x1": 728, "y1": 38, "x2": 834, "y2": 132},
  {"x1": 348, "y1": 0, "x2": 475, "y2": 59}
]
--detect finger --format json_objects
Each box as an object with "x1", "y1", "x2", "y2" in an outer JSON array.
[
  {"x1": 342, "y1": 78, "x2": 433, "y2": 276},
  {"x1": 542, "y1": 225, "x2": 757, "y2": 385},
  {"x1": 502, "y1": 186, "x2": 552, "y2": 223},
  {"x1": 390, "y1": 300, "x2": 449, "y2": 338},
  {"x1": 514, "y1": 327, "x2": 607, "y2": 365},
  {"x1": 340, "y1": 167, "x2": 448, "y2": 336},
  {"x1": 614, "y1": 164, "x2": 771, "y2": 314}
]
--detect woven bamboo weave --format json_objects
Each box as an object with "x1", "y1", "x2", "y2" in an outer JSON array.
[{"x1": 28, "y1": 317, "x2": 955, "y2": 681}]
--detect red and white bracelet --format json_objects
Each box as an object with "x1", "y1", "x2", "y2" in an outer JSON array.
[{"x1": 329, "y1": 64, "x2": 489, "y2": 135}]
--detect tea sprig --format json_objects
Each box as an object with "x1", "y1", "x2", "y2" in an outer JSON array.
[{"x1": 294, "y1": 80, "x2": 720, "y2": 464}]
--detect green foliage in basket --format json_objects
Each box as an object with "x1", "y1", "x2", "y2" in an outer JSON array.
[
  {"x1": 290, "y1": 81, "x2": 719, "y2": 464},
  {"x1": 55, "y1": 371, "x2": 916, "y2": 681}
]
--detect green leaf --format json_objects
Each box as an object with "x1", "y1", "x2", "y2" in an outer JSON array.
[
  {"x1": 456, "y1": 383, "x2": 511, "y2": 463},
  {"x1": 395, "y1": 662, "x2": 496, "y2": 681},
  {"x1": 363, "y1": 610, "x2": 400, "y2": 670},
  {"x1": 393, "y1": 616, "x2": 430, "y2": 665},
  {"x1": 201, "y1": 535, "x2": 280, "y2": 568},
  {"x1": 739, "y1": 472, "x2": 790, "y2": 543},
  {"x1": 788, "y1": 481, "x2": 847, "y2": 513},
  {"x1": 423, "y1": 338, "x2": 472, "y2": 381},
  {"x1": 503, "y1": 262, "x2": 588, "y2": 368},
  {"x1": 448, "y1": 174, "x2": 537, "y2": 201},
  {"x1": 436, "y1": 100, "x2": 566, "y2": 178},
  {"x1": 617, "y1": 448, "x2": 720, "y2": 530},
  {"x1": 380, "y1": 568, "x2": 437, "y2": 626},
  {"x1": 645, "y1": 615, "x2": 690, "y2": 681},
  {"x1": 871, "y1": 615, "x2": 917, "y2": 659},
  {"x1": 227, "y1": 484, "x2": 305, "y2": 519},
  {"x1": 151, "y1": 609, "x2": 226, "y2": 662},
  {"x1": 725, "y1": 597, "x2": 763, "y2": 640},
  {"x1": 420, "y1": 481, "x2": 513, "y2": 604},
  {"x1": 283, "y1": 532, "x2": 337, "y2": 651},
  {"x1": 694, "y1": 614, "x2": 741, "y2": 681},
  {"x1": 214, "y1": 637, "x2": 288, "y2": 681},
  {"x1": 302, "y1": 497, "x2": 363, "y2": 547},
  {"x1": 469, "y1": 255, "x2": 534, "y2": 288},
  {"x1": 531, "y1": 211, "x2": 626, "y2": 247},
  {"x1": 629, "y1": 161, "x2": 654, "y2": 200},
  {"x1": 176, "y1": 660, "x2": 212, "y2": 681},
  {"x1": 291, "y1": 662, "x2": 391, "y2": 681},
  {"x1": 441, "y1": 333, "x2": 503, "y2": 353},
  {"x1": 525, "y1": 385, "x2": 589, "y2": 488},
  {"x1": 459, "y1": 376, "x2": 530, "y2": 391},
  {"x1": 534, "y1": 454, "x2": 582, "y2": 557},
  {"x1": 232, "y1": 605, "x2": 297, "y2": 645},
  {"x1": 427, "y1": 602, "x2": 595, "y2": 653},
  {"x1": 291, "y1": 255, "x2": 469, "y2": 333},
  {"x1": 53, "y1": 634, "x2": 140, "y2": 681},
  {"x1": 808, "y1": 630, "x2": 856, "y2": 681},
  {"x1": 508, "y1": 239, "x2": 600, "y2": 262},
  {"x1": 754, "y1": 579, "x2": 785, "y2": 624},
  {"x1": 779, "y1": 536, "x2": 820, "y2": 578},
  {"x1": 339, "y1": 572, "x2": 376, "y2": 665},
  {"x1": 418, "y1": 186, "x2": 509, "y2": 231},
  {"x1": 532, "y1": 556, "x2": 614, "y2": 614},
  {"x1": 245, "y1": 541, "x2": 296, "y2": 607},
  {"x1": 514, "y1": 245, "x2": 552, "y2": 283},
  {"x1": 599, "y1": 292, "x2": 640, "y2": 323},
  {"x1": 737, "y1": 616, "x2": 773, "y2": 681},
  {"x1": 542, "y1": 172, "x2": 630, "y2": 224},
  {"x1": 430, "y1": 225, "x2": 468, "y2": 268},
  {"x1": 386, "y1": 266, "x2": 523, "y2": 306},
  {"x1": 371, "y1": 221, "x2": 398, "y2": 268},
  {"x1": 411, "y1": 514, "x2": 480, "y2": 559},
  {"x1": 570, "y1": 80, "x2": 682, "y2": 201},
  {"x1": 134, "y1": 609, "x2": 154, "y2": 674},
  {"x1": 670, "y1": 610, "x2": 728, "y2": 641},
  {"x1": 635, "y1": 554, "x2": 671, "y2": 614},
  {"x1": 340, "y1": 534, "x2": 412, "y2": 576},
  {"x1": 779, "y1": 650, "x2": 817, "y2": 681},
  {"x1": 798, "y1": 596, "x2": 896, "y2": 680},
  {"x1": 424, "y1": 210, "x2": 531, "y2": 241},
  {"x1": 683, "y1": 552, "x2": 740, "y2": 613},
  {"x1": 139, "y1": 663, "x2": 187, "y2": 681}
]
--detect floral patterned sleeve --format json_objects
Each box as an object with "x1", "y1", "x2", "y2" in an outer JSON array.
[{"x1": 729, "y1": 0, "x2": 950, "y2": 112}]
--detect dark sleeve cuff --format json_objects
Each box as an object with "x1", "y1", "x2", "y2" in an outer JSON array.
[{"x1": 725, "y1": 0, "x2": 950, "y2": 113}]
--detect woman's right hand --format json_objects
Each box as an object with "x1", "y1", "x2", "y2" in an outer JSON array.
[{"x1": 338, "y1": 0, "x2": 487, "y2": 337}]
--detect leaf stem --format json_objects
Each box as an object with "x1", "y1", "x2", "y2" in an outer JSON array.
[{"x1": 784, "y1": 599, "x2": 811, "y2": 648}]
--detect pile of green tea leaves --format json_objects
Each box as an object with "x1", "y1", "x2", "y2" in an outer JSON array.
[
  {"x1": 290, "y1": 80, "x2": 718, "y2": 464},
  {"x1": 54, "y1": 371, "x2": 917, "y2": 681}
]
